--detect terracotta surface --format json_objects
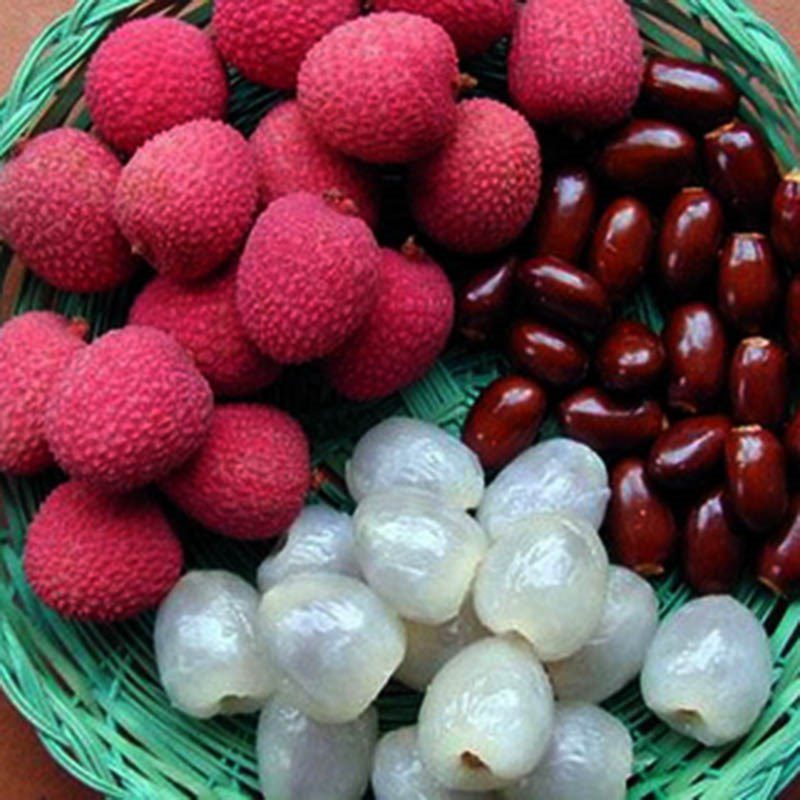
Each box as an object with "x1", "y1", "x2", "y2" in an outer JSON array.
[{"x1": 0, "y1": 2, "x2": 798, "y2": 799}]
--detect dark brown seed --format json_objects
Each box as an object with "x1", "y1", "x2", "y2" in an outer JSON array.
[
  {"x1": 658, "y1": 187, "x2": 725, "y2": 298},
  {"x1": 588, "y1": 197, "x2": 654, "y2": 302},
  {"x1": 558, "y1": 387, "x2": 666, "y2": 453},
  {"x1": 596, "y1": 119, "x2": 698, "y2": 192},
  {"x1": 785, "y1": 275, "x2": 800, "y2": 361},
  {"x1": 532, "y1": 166, "x2": 598, "y2": 263},
  {"x1": 516, "y1": 256, "x2": 612, "y2": 332},
  {"x1": 683, "y1": 487, "x2": 745, "y2": 595},
  {"x1": 757, "y1": 494, "x2": 800, "y2": 596},
  {"x1": 724, "y1": 424, "x2": 787, "y2": 534},
  {"x1": 784, "y1": 407, "x2": 800, "y2": 468},
  {"x1": 717, "y1": 233, "x2": 781, "y2": 333},
  {"x1": 462, "y1": 375, "x2": 547, "y2": 472},
  {"x1": 729, "y1": 337, "x2": 788, "y2": 428},
  {"x1": 606, "y1": 457, "x2": 678, "y2": 576},
  {"x1": 771, "y1": 170, "x2": 800, "y2": 266},
  {"x1": 641, "y1": 56, "x2": 740, "y2": 131},
  {"x1": 456, "y1": 259, "x2": 515, "y2": 345},
  {"x1": 647, "y1": 414, "x2": 732, "y2": 491},
  {"x1": 663, "y1": 303, "x2": 727, "y2": 414},
  {"x1": 595, "y1": 319, "x2": 665, "y2": 395},
  {"x1": 508, "y1": 320, "x2": 589, "y2": 388},
  {"x1": 704, "y1": 120, "x2": 779, "y2": 229}
]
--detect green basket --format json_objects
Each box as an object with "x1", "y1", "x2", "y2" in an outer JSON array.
[{"x1": 2, "y1": 1, "x2": 800, "y2": 798}]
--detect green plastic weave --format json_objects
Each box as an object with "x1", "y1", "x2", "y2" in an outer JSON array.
[{"x1": 1, "y1": 1, "x2": 800, "y2": 798}]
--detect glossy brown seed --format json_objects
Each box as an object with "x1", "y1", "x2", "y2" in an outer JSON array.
[
  {"x1": 663, "y1": 303, "x2": 727, "y2": 414},
  {"x1": 456, "y1": 259, "x2": 515, "y2": 345},
  {"x1": 647, "y1": 414, "x2": 732, "y2": 491},
  {"x1": 508, "y1": 320, "x2": 589, "y2": 388},
  {"x1": 717, "y1": 233, "x2": 781, "y2": 333},
  {"x1": 558, "y1": 387, "x2": 666, "y2": 453},
  {"x1": 606, "y1": 457, "x2": 678, "y2": 576},
  {"x1": 462, "y1": 375, "x2": 547, "y2": 472},
  {"x1": 683, "y1": 487, "x2": 746, "y2": 595},
  {"x1": 516, "y1": 256, "x2": 612, "y2": 332},
  {"x1": 757, "y1": 494, "x2": 800, "y2": 596},
  {"x1": 771, "y1": 170, "x2": 800, "y2": 266},
  {"x1": 784, "y1": 407, "x2": 800, "y2": 468},
  {"x1": 724, "y1": 425, "x2": 787, "y2": 534},
  {"x1": 729, "y1": 337, "x2": 788, "y2": 428},
  {"x1": 532, "y1": 166, "x2": 598, "y2": 263},
  {"x1": 658, "y1": 187, "x2": 725, "y2": 298},
  {"x1": 704, "y1": 121, "x2": 779, "y2": 229},
  {"x1": 785, "y1": 275, "x2": 800, "y2": 361},
  {"x1": 596, "y1": 119, "x2": 698, "y2": 192},
  {"x1": 641, "y1": 56, "x2": 740, "y2": 131},
  {"x1": 595, "y1": 320, "x2": 666, "y2": 395},
  {"x1": 588, "y1": 197, "x2": 654, "y2": 302}
]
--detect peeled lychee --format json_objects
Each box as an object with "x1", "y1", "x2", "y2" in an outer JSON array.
[
  {"x1": 409, "y1": 98, "x2": 541, "y2": 254},
  {"x1": 508, "y1": 0, "x2": 644, "y2": 128},
  {"x1": 236, "y1": 192, "x2": 380, "y2": 364},
  {"x1": 249, "y1": 100, "x2": 378, "y2": 227},
  {"x1": 298, "y1": 12, "x2": 461, "y2": 164},
  {"x1": 114, "y1": 119, "x2": 258, "y2": 281},
  {"x1": 0, "y1": 312, "x2": 87, "y2": 476},
  {"x1": 160, "y1": 404, "x2": 310, "y2": 540},
  {"x1": 128, "y1": 266, "x2": 281, "y2": 398},
  {"x1": 213, "y1": 0, "x2": 360, "y2": 90},
  {"x1": 85, "y1": 17, "x2": 228, "y2": 155},
  {"x1": 46, "y1": 326, "x2": 213, "y2": 492},
  {"x1": 23, "y1": 481, "x2": 182, "y2": 622},
  {"x1": 0, "y1": 128, "x2": 134, "y2": 292},
  {"x1": 372, "y1": 0, "x2": 514, "y2": 57}
]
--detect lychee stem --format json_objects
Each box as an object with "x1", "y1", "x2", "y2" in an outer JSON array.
[
  {"x1": 68, "y1": 316, "x2": 90, "y2": 341},
  {"x1": 401, "y1": 237, "x2": 428, "y2": 261},
  {"x1": 456, "y1": 73, "x2": 478, "y2": 96},
  {"x1": 323, "y1": 188, "x2": 361, "y2": 218}
]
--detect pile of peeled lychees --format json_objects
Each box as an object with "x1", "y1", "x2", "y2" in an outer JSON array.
[{"x1": 0, "y1": 0, "x2": 791, "y2": 795}]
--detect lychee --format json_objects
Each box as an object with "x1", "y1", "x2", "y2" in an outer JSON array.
[
  {"x1": 213, "y1": 0, "x2": 360, "y2": 90},
  {"x1": 85, "y1": 17, "x2": 228, "y2": 155},
  {"x1": 160, "y1": 404, "x2": 310, "y2": 540},
  {"x1": 23, "y1": 481, "x2": 182, "y2": 622},
  {"x1": 46, "y1": 325, "x2": 213, "y2": 492},
  {"x1": 128, "y1": 266, "x2": 281, "y2": 398},
  {"x1": 325, "y1": 244, "x2": 454, "y2": 401},
  {"x1": 409, "y1": 98, "x2": 541, "y2": 254},
  {"x1": 298, "y1": 12, "x2": 461, "y2": 164},
  {"x1": 114, "y1": 119, "x2": 258, "y2": 281},
  {"x1": 249, "y1": 100, "x2": 378, "y2": 227},
  {"x1": 236, "y1": 192, "x2": 380, "y2": 364},
  {"x1": 0, "y1": 128, "x2": 135, "y2": 292},
  {"x1": 0, "y1": 312, "x2": 87, "y2": 476},
  {"x1": 508, "y1": 0, "x2": 644, "y2": 128}
]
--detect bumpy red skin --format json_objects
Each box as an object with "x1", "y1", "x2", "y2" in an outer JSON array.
[
  {"x1": 249, "y1": 101, "x2": 379, "y2": 227},
  {"x1": 128, "y1": 267, "x2": 281, "y2": 398},
  {"x1": 325, "y1": 247, "x2": 455, "y2": 400},
  {"x1": 372, "y1": 0, "x2": 514, "y2": 56},
  {"x1": 160, "y1": 404, "x2": 310, "y2": 540},
  {"x1": 24, "y1": 481, "x2": 182, "y2": 622},
  {"x1": 0, "y1": 129, "x2": 135, "y2": 292},
  {"x1": 85, "y1": 18, "x2": 228, "y2": 155},
  {"x1": 46, "y1": 326, "x2": 213, "y2": 492},
  {"x1": 409, "y1": 98, "x2": 541, "y2": 254},
  {"x1": 298, "y1": 12, "x2": 460, "y2": 164},
  {"x1": 236, "y1": 193, "x2": 380, "y2": 364},
  {"x1": 114, "y1": 120, "x2": 258, "y2": 282},
  {"x1": 509, "y1": 0, "x2": 644, "y2": 128},
  {"x1": 214, "y1": 0, "x2": 359, "y2": 90},
  {"x1": 0, "y1": 313, "x2": 87, "y2": 476}
]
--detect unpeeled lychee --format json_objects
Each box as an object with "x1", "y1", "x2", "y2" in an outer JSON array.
[
  {"x1": 249, "y1": 101, "x2": 378, "y2": 227},
  {"x1": 236, "y1": 192, "x2": 380, "y2": 364},
  {"x1": 409, "y1": 98, "x2": 541, "y2": 254},
  {"x1": 0, "y1": 129, "x2": 135, "y2": 292},
  {"x1": 128, "y1": 266, "x2": 281, "y2": 398},
  {"x1": 0, "y1": 312, "x2": 87, "y2": 476},
  {"x1": 325, "y1": 244, "x2": 454, "y2": 401},
  {"x1": 23, "y1": 481, "x2": 182, "y2": 622},
  {"x1": 298, "y1": 12, "x2": 461, "y2": 164}
]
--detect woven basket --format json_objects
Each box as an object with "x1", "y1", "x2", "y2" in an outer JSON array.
[{"x1": 2, "y1": 1, "x2": 800, "y2": 798}]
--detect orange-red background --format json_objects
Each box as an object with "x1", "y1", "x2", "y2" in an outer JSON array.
[{"x1": 1, "y1": 1, "x2": 799, "y2": 797}]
